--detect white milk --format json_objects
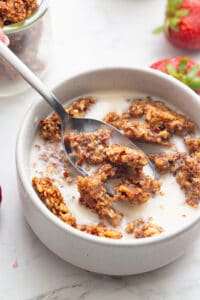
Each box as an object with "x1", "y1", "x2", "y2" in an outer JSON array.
[{"x1": 30, "y1": 91, "x2": 200, "y2": 239}]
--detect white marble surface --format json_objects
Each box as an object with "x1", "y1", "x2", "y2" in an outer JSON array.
[{"x1": 0, "y1": 0, "x2": 200, "y2": 299}]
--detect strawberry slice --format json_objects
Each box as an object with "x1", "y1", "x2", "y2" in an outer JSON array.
[
  {"x1": 150, "y1": 56, "x2": 200, "y2": 94},
  {"x1": 154, "y1": 0, "x2": 200, "y2": 50}
]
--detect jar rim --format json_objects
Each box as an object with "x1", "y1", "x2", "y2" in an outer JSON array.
[{"x1": 3, "y1": 0, "x2": 49, "y2": 35}]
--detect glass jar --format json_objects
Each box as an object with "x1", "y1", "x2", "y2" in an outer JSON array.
[{"x1": 0, "y1": 0, "x2": 51, "y2": 97}]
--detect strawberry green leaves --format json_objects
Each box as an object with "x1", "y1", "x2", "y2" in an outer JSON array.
[
  {"x1": 150, "y1": 57, "x2": 200, "y2": 94},
  {"x1": 175, "y1": 9, "x2": 189, "y2": 17},
  {"x1": 178, "y1": 57, "x2": 188, "y2": 74},
  {"x1": 166, "y1": 57, "x2": 200, "y2": 91},
  {"x1": 154, "y1": 1, "x2": 189, "y2": 34},
  {"x1": 165, "y1": 0, "x2": 189, "y2": 32},
  {"x1": 186, "y1": 66, "x2": 200, "y2": 89},
  {"x1": 167, "y1": 0, "x2": 182, "y2": 11},
  {"x1": 166, "y1": 63, "x2": 178, "y2": 77}
]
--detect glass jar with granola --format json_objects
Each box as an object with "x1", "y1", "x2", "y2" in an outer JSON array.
[{"x1": 0, "y1": 0, "x2": 51, "y2": 97}]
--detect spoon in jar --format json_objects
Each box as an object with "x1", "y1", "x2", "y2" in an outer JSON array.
[{"x1": 0, "y1": 41, "x2": 155, "y2": 189}]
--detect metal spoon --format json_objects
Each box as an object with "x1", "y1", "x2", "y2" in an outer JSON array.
[{"x1": 0, "y1": 41, "x2": 155, "y2": 185}]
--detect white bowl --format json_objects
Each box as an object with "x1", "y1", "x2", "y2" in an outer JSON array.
[{"x1": 16, "y1": 67, "x2": 200, "y2": 276}]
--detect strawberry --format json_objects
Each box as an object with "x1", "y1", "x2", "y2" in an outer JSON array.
[
  {"x1": 150, "y1": 56, "x2": 200, "y2": 94},
  {"x1": 154, "y1": 0, "x2": 200, "y2": 50}
]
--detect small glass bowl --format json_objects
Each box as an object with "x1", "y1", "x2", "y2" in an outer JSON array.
[{"x1": 0, "y1": 0, "x2": 51, "y2": 97}]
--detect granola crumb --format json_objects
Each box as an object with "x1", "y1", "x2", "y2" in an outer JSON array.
[
  {"x1": 126, "y1": 218, "x2": 164, "y2": 238},
  {"x1": 77, "y1": 224, "x2": 122, "y2": 239}
]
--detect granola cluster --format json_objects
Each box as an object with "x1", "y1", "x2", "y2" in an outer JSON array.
[
  {"x1": 104, "y1": 112, "x2": 171, "y2": 145},
  {"x1": 78, "y1": 165, "x2": 123, "y2": 227},
  {"x1": 177, "y1": 138, "x2": 200, "y2": 208},
  {"x1": 66, "y1": 129, "x2": 148, "y2": 168},
  {"x1": 126, "y1": 218, "x2": 164, "y2": 238},
  {"x1": 104, "y1": 97, "x2": 194, "y2": 145},
  {"x1": 39, "y1": 97, "x2": 96, "y2": 142},
  {"x1": 113, "y1": 172, "x2": 160, "y2": 204},
  {"x1": 149, "y1": 138, "x2": 200, "y2": 207},
  {"x1": 0, "y1": 0, "x2": 38, "y2": 26},
  {"x1": 149, "y1": 152, "x2": 186, "y2": 175},
  {"x1": 65, "y1": 128, "x2": 111, "y2": 165}
]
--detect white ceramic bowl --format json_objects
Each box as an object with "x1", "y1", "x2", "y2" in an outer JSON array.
[{"x1": 16, "y1": 68, "x2": 200, "y2": 276}]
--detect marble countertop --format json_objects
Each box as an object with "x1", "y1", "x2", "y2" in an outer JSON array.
[{"x1": 0, "y1": 0, "x2": 200, "y2": 299}]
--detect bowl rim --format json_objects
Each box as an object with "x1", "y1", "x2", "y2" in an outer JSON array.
[{"x1": 16, "y1": 66, "x2": 200, "y2": 247}]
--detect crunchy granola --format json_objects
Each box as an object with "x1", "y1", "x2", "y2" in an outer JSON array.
[
  {"x1": 104, "y1": 112, "x2": 171, "y2": 145},
  {"x1": 126, "y1": 218, "x2": 164, "y2": 238},
  {"x1": 125, "y1": 97, "x2": 195, "y2": 136},
  {"x1": 32, "y1": 177, "x2": 122, "y2": 239},
  {"x1": 65, "y1": 128, "x2": 111, "y2": 165},
  {"x1": 67, "y1": 96, "x2": 95, "y2": 117},
  {"x1": 149, "y1": 152, "x2": 186, "y2": 174},
  {"x1": 32, "y1": 94, "x2": 199, "y2": 239},
  {"x1": 77, "y1": 170, "x2": 123, "y2": 227},
  {"x1": 0, "y1": 0, "x2": 38, "y2": 26},
  {"x1": 176, "y1": 152, "x2": 200, "y2": 208},
  {"x1": 104, "y1": 144, "x2": 148, "y2": 167},
  {"x1": 113, "y1": 172, "x2": 160, "y2": 204},
  {"x1": 77, "y1": 224, "x2": 122, "y2": 239},
  {"x1": 39, "y1": 97, "x2": 96, "y2": 142},
  {"x1": 32, "y1": 177, "x2": 77, "y2": 227}
]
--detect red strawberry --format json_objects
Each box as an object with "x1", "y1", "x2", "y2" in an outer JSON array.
[
  {"x1": 150, "y1": 56, "x2": 200, "y2": 94},
  {"x1": 154, "y1": 0, "x2": 200, "y2": 50}
]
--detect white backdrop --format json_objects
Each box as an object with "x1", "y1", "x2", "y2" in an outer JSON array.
[{"x1": 0, "y1": 1, "x2": 200, "y2": 299}]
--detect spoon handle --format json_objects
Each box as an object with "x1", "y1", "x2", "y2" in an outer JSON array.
[{"x1": 0, "y1": 41, "x2": 68, "y2": 122}]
